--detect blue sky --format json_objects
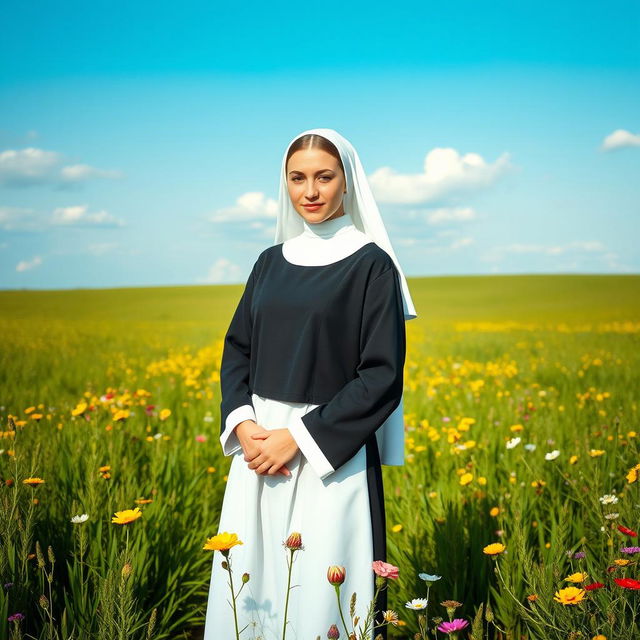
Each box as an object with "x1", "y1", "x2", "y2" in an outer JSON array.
[{"x1": 1, "y1": 0, "x2": 638, "y2": 289}]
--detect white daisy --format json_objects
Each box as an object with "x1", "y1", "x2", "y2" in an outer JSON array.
[
  {"x1": 545, "y1": 450, "x2": 560, "y2": 461},
  {"x1": 506, "y1": 437, "x2": 521, "y2": 449},
  {"x1": 71, "y1": 514, "x2": 89, "y2": 524},
  {"x1": 599, "y1": 494, "x2": 619, "y2": 505},
  {"x1": 405, "y1": 598, "x2": 428, "y2": 610}
]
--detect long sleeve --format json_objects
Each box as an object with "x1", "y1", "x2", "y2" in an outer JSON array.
[
  {"x1": 219, "y1": 263, "x2": 258, "y2": 456},
  {"x1": 288, "y1": 266, "x2": 406, "y2": 479}
]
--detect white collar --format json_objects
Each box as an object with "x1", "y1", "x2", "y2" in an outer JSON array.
[{"x1": 301, "y1": 212, "x2": 355, "y2": 239}]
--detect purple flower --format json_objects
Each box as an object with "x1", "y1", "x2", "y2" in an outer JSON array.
[
  {"x1": 8, "y1": 613, "x2": 25, "y2": 623},
  {"x1": 620, "y1": 546, "x2": 640, "y2": 554},
  {"x1": 437, "y1": 618, "x2": 469, "y2": 634},
  {"x1": 573, "y1": 551, "x2": 586, "y2": 559},
  {"x1": 3, "y1": 582, "x2": 14, "y2": 589}
]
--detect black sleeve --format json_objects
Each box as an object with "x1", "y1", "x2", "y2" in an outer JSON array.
[
  {"x1": 219, "y1": 261, "x2": 258, "y2": 440},
  {"x1": 299, "y1": 265, "x2": 406, "y2": 471}
]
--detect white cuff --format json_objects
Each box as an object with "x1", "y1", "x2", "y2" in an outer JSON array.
[
  {"x1": 220, "y1": 404, "x2": 256, "y2": 456},
  {"x1": 288, "y1": 416, "x2": 335, "y2": 480}
]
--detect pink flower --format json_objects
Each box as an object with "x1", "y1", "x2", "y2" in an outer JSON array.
[
  {"x1": 195, "y1": 434, "x2": 207, "y2": 443},
  {"x1": 372, "y1": 560, "x2": 399, "y2": 579},
  {"x1": 437, "y1": 618, "x2": 469, "y2": 634}
]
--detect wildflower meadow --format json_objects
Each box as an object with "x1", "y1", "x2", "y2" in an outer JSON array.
[{"x1": 0, "y1": 274, "x2": 639, "y2": 640}]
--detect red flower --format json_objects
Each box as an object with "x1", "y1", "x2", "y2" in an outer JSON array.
[
  {"x1": 614, "y1": 577, "x2": 640, "y2": 590},
  {"x1": 372, "y1": 560, "x2": 399, "y2": 579},
  {"x1": 327, "y1": 566, "x2": 346, "y2": 586},
  {"x1": 606, "y1": 565, "x2": 618, "y2": 574},
  {"x1": 617, "y1": 525, "x2": 638, "y2": 537},
  {"x1": 584, "y1": 582, "x2": 605, "y2": 590}
]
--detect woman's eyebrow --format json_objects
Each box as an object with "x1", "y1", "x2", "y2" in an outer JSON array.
[{"x1": 288, "y1": 169, "x2": 335, "y2": 175}]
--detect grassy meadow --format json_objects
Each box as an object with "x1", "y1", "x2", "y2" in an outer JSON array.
[{"x1": 1, "y1": 274, "x2": 639, "y2": 640}]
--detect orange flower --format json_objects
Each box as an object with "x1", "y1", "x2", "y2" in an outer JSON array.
[
  {"x1": 284, "y1": 532, "x2": 303, "y2": 550},
  {"x1": 327, "y1": 565, "x2": 346, "y2": 585},
  {"x1": 23, "y1": 477, "x2": 45, "y2": 487}
]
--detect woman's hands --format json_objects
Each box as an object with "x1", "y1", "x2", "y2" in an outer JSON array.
[{"x1": 236, "y1": 421, "x2": 297, "y2": 476}]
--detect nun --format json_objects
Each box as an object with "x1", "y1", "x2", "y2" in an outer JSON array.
[{"x1": 204, "y1": 127, "x2": 418, "y2": 640}]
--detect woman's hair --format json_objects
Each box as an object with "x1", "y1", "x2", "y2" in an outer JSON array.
[{"x1": 286, "y1": 134, "x2": 345, "y2": 177}]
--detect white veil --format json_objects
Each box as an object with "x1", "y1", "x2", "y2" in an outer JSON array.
[
  {"x1": 273, "y1": 127, "x2": 418, "y2": 466},
  {"x1": 274, "y1": 127, "x2": 417, "y2": 321}
]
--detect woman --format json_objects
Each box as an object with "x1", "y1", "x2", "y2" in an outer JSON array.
[{"x1": 204, "y1": 128, "x2": 417, "y2": 640}]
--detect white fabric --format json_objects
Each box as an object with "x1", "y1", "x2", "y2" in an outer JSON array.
[
  {"x1": 205, "y1": 393, "x2": 375, "y2": 640},
  {"x1": 275, "y1": 127, "x2": 418, "y2": 321}
]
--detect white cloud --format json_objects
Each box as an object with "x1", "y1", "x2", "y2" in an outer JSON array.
[
  {"x1": 209, "y1": 191, "x2": 278, "y2": 223},
  {"x1": 51, "y1": 205, "x2": 125, "y2": 227},
  {"x1": 0, "y1": 147, "x2": 123, "y2": 187},
  {"x1": 197, "y1": 257, "x2": 246, "y2": 284},
  {"x1": 368, "y1": 148, "x2": 513, "y2": 204},
  {"x1": 16, "y1": 255, "x2": 42, "y2": 272},
  {"x1": 0, "y1": 206, "x2": 43, "y2": 231},
  {"x1": 601, "y1": 129, "x2": 640, "y2": 151},
  {"x1": 405, "y1": 206, "x2": 478, "y2": 225}
]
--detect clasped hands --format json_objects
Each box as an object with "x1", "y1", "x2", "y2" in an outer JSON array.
[{"x1": 235, "y1": 419, "x2": 299, "y2": 477}]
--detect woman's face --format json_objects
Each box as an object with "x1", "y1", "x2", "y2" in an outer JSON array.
[{"x1": 286, "y1": 147, "x2": 347, "y2": 224}]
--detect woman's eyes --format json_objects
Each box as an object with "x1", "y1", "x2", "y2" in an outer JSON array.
[{"x1": 291, "y1": 176, "x2": 332, "y2": 182}]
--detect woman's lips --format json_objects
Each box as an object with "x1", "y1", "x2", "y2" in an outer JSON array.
[{"x1": 303, "y1": 204, "x2": 324, "y2": 210}]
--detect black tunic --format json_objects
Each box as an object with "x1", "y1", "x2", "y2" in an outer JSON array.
[{"x1": 220, "y1": 240, "x2": 407, "y2": 473}]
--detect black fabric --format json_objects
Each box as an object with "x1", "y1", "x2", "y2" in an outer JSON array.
[
  {"x1": 366, "y1": 436, "x2": 388, "y2": 640},
  {"x1": 219, "y1": 240, "x2": 406, "y2": 474}
]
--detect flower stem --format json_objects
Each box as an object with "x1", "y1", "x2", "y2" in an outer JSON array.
[
  {"x1": 225, "y1": 553, "x2": 241, "y2": 640},
  {"x1": 282, "y1": 549, "x2": 294, "y2": 640},
  {"x1": 334, "y1": 584, "x2": 351, "y2": 638}
]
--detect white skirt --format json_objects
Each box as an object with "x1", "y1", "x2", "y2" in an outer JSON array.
[{"x1": 203, "y1": 393, "x2": 386, "y2": 640}]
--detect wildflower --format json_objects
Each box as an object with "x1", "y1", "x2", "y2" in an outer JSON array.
[
  {"x1": 569, "y1": 455, "x2": 578, "y2": 464},
  {"x1": 71, "y1": 402, "x2": 87, "y2": 417},
  {"x1": 440, "y1": 600, "x2": 462, "y2": 617},
  {"x1": 527, "y1": 594, "x2": 538, "y2": 601},
  {"x1": 381, "y1": 610, "x2": 399, "y2": 626},
  {"x1": 553, "y1": 586, "x2": 586, "y2": 605},
  {"x1": 614, "y1": 577, "x2": 640, "y2": 589},
  {"x1": 327, "y1": 624, "x2": 340, "y2": 639},
  {"x1": 584, "y1": 582, "x2": 605, "y2": 590},
  {"x1": 405, "y1": 598, "x2": 428, "y2": 610},
  {"x1": 437, "y1": 618, "x2": 469, "y2": 634},
  {"x1": 506, "y1": 437, "x2": 521, "y2": 449},
  {"x1": 489, "y1": 507, "x2": 500, "y2": 517},
  {"x1": 589, "y1": 449, "x2": 605, "y2": 457},
  {"x1": 284, "y1": 532, "x2": 303, "y2": 550},
  {"x1": 71, "y1": 514, "x2": 89, "y2": 524},
  {"x1": 573, "y1": 551, "x2": 586, "y2": 559},
  {"x1": 592, "y1": 635, "x2": 607, "y2": 640},
  {"x1": 613, "y1": 559, "x2": 630, "y2": 566},
  {"x1": 203, "y1": 532, "x2": 243, "y2": 554},
  {"x1": 599, "y1": 494, "x2": 618, "y2": 505},
  {"x1": 524, "y1": 443, "x2": 537, "y2": 451},
  {"x1": 7, "y1": 613, "x2": 24, "y2": 622},
  {"x1": 111, "y1": 507, "x2": 142, "y2": 525},
  {"x1": 564, "y1": 572, "x2": 587, "y2": 583},
  {"x1": 159, "y1": 408, "x2": 171, "y2": 421},
  {"x1": 545, "y1": 450, "x2": 560, "y2": 461},
  {"x1": 327, "y1": 566, "x2": 346, "y2": 586},
  {"x1": 617, "y1": 525, "x2": 638, "y2": 537},
  {"x1": 418, "y1": 572, "x2": 442, "y2": 584},
  {"x1": 626, "y1": 463, "x2": 640, "y2": 483},
  {"x1": 620, "y1": 546, "x2": 640, "y2": 554},
  {"x1": 391, "y1": 524, "x2": 403, "y2": 533},
  {"x1": 459, "y1": 472, "x2": 473, "y2": 486},
  {"x1": 372, "y1": 560, "x2": 399, "y2": 579},
  {"x1": 604, "y1": 512, "x2": 619, "y2": 520},
  {"x1": 195, "y1": 434, "x2": 207, "y2": 443},
  {"x1": 483, "y1": 542, "x2": 506, "y2": 555},
  {"x1": 22, "y1": 477, "x2": 45, "y2": 487}
]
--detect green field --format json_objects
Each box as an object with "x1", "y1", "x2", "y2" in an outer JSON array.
[{"x1": 1, "y1": 274, "x2": 639, "y2": 640}]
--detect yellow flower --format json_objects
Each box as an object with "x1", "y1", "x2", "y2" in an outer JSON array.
[
  {"x1": 159, "y1": 408, "x2": 171, "y2": 421},
  {"x1": 589, "y1": 449, "x2": 605, "y2": 457},
  {"x1": 382, "y1": 610, "x2": 399, "y2": 626},
  {"x1": 22, "y1": 477, "x2": 45, "y2": 487},
  {"x1": 489, "y1": 507, "x2": 500, "y2": 517},
  {"x1": 112, "y1": 409, "x2": 130, "y2": 421},
  {"x1": 477, "y1": 476, "x2": 486, "y2": 485},
  {"x1": 592, "y1": 635, "x2": 607, "y2": 640},
  {"x1": 111, "y1": 507, "x2": 143, "y2": 524},
  {"x1": 99, "y1": 465, "x2": 111, "y2": 472},
  {"x1": 71, "y1": 402, "x2": 88, "y2": 417},
  {"x1": 391, "y1": 524, "x2": 403, "y2": 533},
  {"x1": 553, "y1": 586, "x2": 586, "y2": 605},
  {"x1": 527, "y1": 594, "x2": 538, "y2": 601},
  {"x1": 459, "y1": 472, "x2": 473, "y2": 486},
  {"x1": 203, "y1": 531, "x2": 243, "y2": 551},
  {"x1": 483, "y1": 543, "x2": 505, "y2": 555},
  {"x1": 613, "y1": 558, "x2": 630, "y2": 566},
  {"x1": 564, "y1": 572, "x2": 587, "y2": 583},
  {"x1": 509, "y1": 424, "x2": 523, "y2": 432},
  {"x1": 569, "y1": 455, "x2": 578, "y2": 464},
  {"x1": 626, "y1": 463, "x2": 640, "y2": 484}
]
